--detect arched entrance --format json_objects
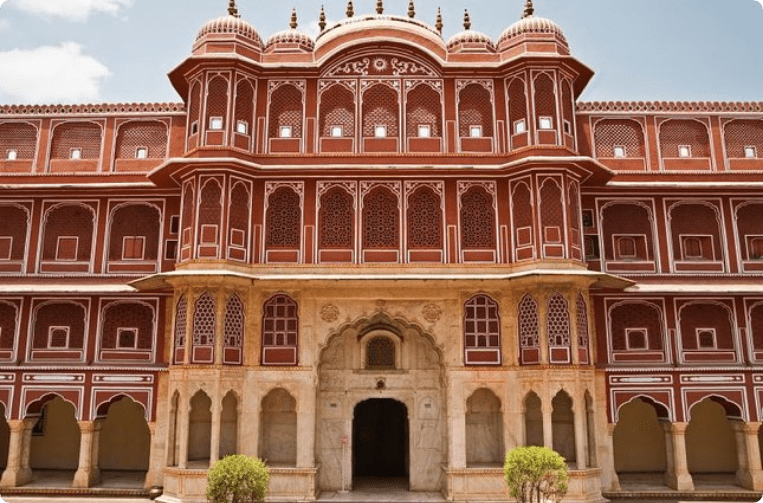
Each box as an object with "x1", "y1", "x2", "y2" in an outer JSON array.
[{"x1": 352, "y1": 399, "x2": 408, "y2": 481}]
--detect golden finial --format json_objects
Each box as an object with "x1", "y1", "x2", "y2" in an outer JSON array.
[
  {"x1": 290, "y1": 8, "x2": 298, "y2": 29},
  {"x1": 523, "y1": 0, "x2": 535, "y2": 18},
  {"x1": 463, "y1": 9, "x2": 471, "y2": 30},
  {"x1": 319, "y1": 6, "x2": 326, "y2": 32},
  {"x1": 227, "y1": 0, "x2": 240, "y2": 18},
  {"x1": 346, "y1": 0, "x2": 354, "y2": 17},
  {"x1": 408, "y1": 0, "x2": 415, "y2": 18},
  {"x1": 435, "y1": 7, "x2": 443, "y2": 34},
  {"x1": 376, "y1": 0, "x2": 383, "y2": 15}
]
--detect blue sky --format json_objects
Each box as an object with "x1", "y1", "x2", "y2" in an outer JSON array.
[{"x1": 0, "y1": 0, "x2": 761, "y2": 105}]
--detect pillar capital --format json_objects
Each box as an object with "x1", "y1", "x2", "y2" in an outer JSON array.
[
  {"x1": 77, "y1": 420, "x2": 100, "y2": 433},
  {"x1": 741, "y1": 421, "x2": 761, "y2": 435},
  {"x1": 663, "y1": 421, "x2": 689, "y2": 434},
  {"x1": 606, "y1": 422, "x2": 617, "y2": 436}
]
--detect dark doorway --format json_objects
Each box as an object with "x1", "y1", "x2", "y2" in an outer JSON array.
[{"x1": 353, "y1": 399, "x2": 408, "y2": 479}]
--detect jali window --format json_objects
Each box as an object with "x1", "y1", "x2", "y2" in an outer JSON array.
[
  {"x1": 464, "y1": 294, "x2": 501, "y2": 365},
  {"x1": 262, "y1": 294, "x2": 298, "y2": 366}
]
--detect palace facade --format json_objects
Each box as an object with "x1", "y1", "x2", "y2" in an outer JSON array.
[{"x1": 0, "y1": 1, "x2": 762, "y2": 501}]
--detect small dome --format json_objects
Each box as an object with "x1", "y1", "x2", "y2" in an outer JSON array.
[
  {"x1": 497, "y1": 15, "x2": 568, "y2": 48},
  {"x1": 446, "y1": 30, "x2": 495, "y2": 52},
  {"x1": 195, "y1": 15, "x2": 263, "y2": 49},
  {"x1": 265, "y1": 29, "x2": 315, "y2": 52}
]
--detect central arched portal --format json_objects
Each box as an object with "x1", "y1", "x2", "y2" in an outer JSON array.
[{"x1": 353, "y1": 399, "x2": 409, "y2": 481}]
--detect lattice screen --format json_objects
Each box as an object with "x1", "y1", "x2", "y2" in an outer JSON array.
[
  {"x1": 269, "y1": 85, "x2": 304, "y2": 139},
  {"x1": 460, "y1": 186, "x2": 496, "y2": 249},
  {"x1": 266, "y1": 187, "x2": 301, "y2": 249},
  {"x1": 193, "y1": 293, "x2": 216, "y2": 346},
  {"x1": 320, "y1": 85, "x2": 355, "y2": 137},
  {"x1": 108, "y1": 204, "x2": 160, "y2": 261},
  {"x1": 568, "y1": 182, "x2": 581, "y2": 247},
  {"x1": 561, "y1": 80, "x2": 574, "y2": 129},
  {"x1": 235, "y1": 79, "x2": 255, "y2": 133},
  {"x1": 679, "y1": 302, "x2": 733, "y2": 350},
  {"x1": 458, "y1": 84, "x2": 493, "y2": 137},
  {"x1": 533, "y1": 74, "x2": 557, "y2": 125},
  {"x1": 51, "y1": 122, "x2": 102, "y2": 159},
  {"x1": 508, "y1": 78, "x2": 527, "y2": 127},
  {"x1": 198, "y1": 179, "x2": 223, "y2": 243},
  {"x1": 33, "y1": 302, "x2": 86, "y2": 349},
  {"x1": 0, "y1": 205, "x2": 28, "y2": 261},
  {"x1": 101, "y1": 302, "x2": 154, "y2": 350},
  {"x1": 724, "y1": 120, "x2": 763, "y2": 158},
  {"x1": 594, "y1": 119, "x2": 646, "y2": 158},
  {"x1": 42, "y1": 204, "x2": 94, "y2": 261},
  {"x1": 518, "y1": 295, "x2": 539, "y2": 349},
  {"x1": 116, "y1": 121, "x2": 168, "y2": 159},
  {"x1": 181, "y1": 183, "x2": 194, "y2": 247},
  {"x1": 262, "y1": 294, "x2": 298, "y2": 347},
  {"x1": 224, "y1": 295, "x2": 244, "y2": 349},
  {"x1": 362, "y1": 187, "x2": 399, "y2": 249},
  {"x1": 547, "y1": 293, "x2": 570, "y2": 347},
  {"x1": 174, "y1": 296, "x2": 187, "y2": 350},
  {"x1": 659, "y1": 119, "x2": 710, "y2": 158},
  {"x1": 601, "y1": 203, "x2": 653, "y2": 261},
  {"x1": 512, "y1": 182, "x2": 533, "y2": 243},
  {"x1": 228, "y1": 182, "x2": 250, "y2": 249},
  {"x1": 367, "y1": 337, "x2": 395, "y2": 369},
  {"x1": 319, "y1": 187, "x2": 354, "y2": 249},
  {"x1": 736, "y1": 203, "x2": 763, "y2": 260},
  {"x1": 188, "y1": 81, "x2": 202, "y2": 129},
  {"x1": 576, "y1": 294, "x2": 589, "y2": 349},
  {"x1": 207, "y1": 76, "x2": 229, "y2": 121},
  {"x1": 362, "y1": 84, "x2": 399, "y2": 137},
  {"x1": 610, "y1": 302, "x2": 663, "y2": 351},
  {"x1": 0, "y1": 122, "x2": 37, "y2": 159},
  {"x1": 669, "y1": 203, "x2": 720, "y2": 258},
  {"x1": 406, "y1": 84, "x2": 442, "y2": 138},
  {"x1": 540, "y1": 180, "x2": 563, "y2": 238},
  {"x1": 0, "y1": 302, "x2": 17, "y2": 350},
  {"x1": 464, "y1": 295, "x2": 500, "y2": 349},
  {"x1": 407, "y1": 187, "x2": 442, "y2": 249},
  {"x1": 750, "y1": 304, "x2": 763, "y2": 351}
]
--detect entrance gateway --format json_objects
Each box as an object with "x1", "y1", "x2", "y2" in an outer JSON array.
[{"x1": 353, "y1": 399, "x2": 409, "y2": 485}]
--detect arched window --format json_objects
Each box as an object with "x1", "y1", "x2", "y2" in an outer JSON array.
[
  {"x1": 265, "y1": 186, "x2": 301, "y2": 256},
  {"x1": 749, "y1": 303, "x2": 763, "y2": 359},
  {"x1": 460, "y1": 185, "x2": 496, "y2": 252},
  {"x1": 407, "y1": 186, "x2": 442, "y2": 251},
  {"x1": 660, "y1": 119, "x2": 710, "y2": 158},
  {"x1": 41, "y1": 203, "x2": 95, "y2": 266},
  {"x1": 576, "y1": 294, "x2": 590, "y2": 364},
  {"x1": 609, "y1": 301, "x2": 666, "y2": 363},
  {"x1": 319, "y1": 187, "x2": 354, "y2": 250},
  {"x1": 539, "y1": 178, "x2": 565, "y2": 258},
  {"x1": 115, "y1": 121, "x2": 168, "y2": 159},
  {"x1": 594, "y1": 119, "x2": 646, "y2": 159},
  {"x1": 362, "y1": 186, "x2": 399, "y2": 250},
  {"x1": 32, "y1": 301, "x2": 87, "y2": 358},
  {"x1": 262, "y1": 294, "x2": 298, "y2": 366},
  {"x1": 668, "y1": 202, "x2": 723, "y2": 267},
  {"x1": 192, "y1": 292, "x2": 216, "y2": 364},
  {"x1": 269, "y1": 84, "x2": 304, "y2": 140},
  {"x1": 180, "y1": 182, "x2": 195, "y2": 261},
  {"x1": 533, "y1": 74, "x2": 557, "y2": 143},
  {"x1": 366, "y1": 336, "x2": 396, "y2": 370},
  {"x1": 0, "y1": 204, "x2": 29, "y2": 264},
  {"x1": 227, "y1": 181, "x2": 251, "y2": 262},
  {"x1": 508, "y1": 78, "x2": 528, "y2": 142},
  {"x1": 234, "y1": 79, "x2": 255, "y2": 146},
  {"x1": 547, "y1": 293, "x2": 571, "y2": 364},
  {"x1": 678, "y1": 301, "x2": 736, "y2": 363},
  {"x1": 319, "y1": 84, "x2": 355, "y2": 140},
  {"x1": 223, "y1": 294, "x2": 244, "y2": 365},
  {"x1": 206, "y1": 76, "x2": 229, "y2": 132},
  {"x1": 724, "y1": 119, "x2": 763, "y2": 159},
  {"x1": 99, "y1": 301, "x2": 154, "y2": 360},
  {"x1": 560, "y1": 80, "x2": 575, "y2": 144},
  {"x1": 568, "y1": 181, "x2": 582, "y2": 260},
  {"x1": 188, "y1": 81, "x2": 202, "y2": 138},
  {"x1": 108, "y1": 204, "x2": 161, "y2": 264},
  {"x1": 0, "y1": 122, "x2": 37, "y2": 160},
  {"x1": 518, "y1": 295, "x2": 539, "y2": 365},
  {"x1": 50, "y1": 122, "x2": 102, "y2": 159},
  {"x1": 406, "y1": 83, "x2": 442, "y2": 149},
  {"x1": 600, "y1": 202, "x2": 655, "y2": 266},
  {"x1": 173, "y1": 295, "x2": 187, "y2": 364},
  {"x1": 512, "y1": 181, "x2": 535, "y2": 261},
  {"x1": 197, "y1": 179, "x2": 223, "y2": 259},
  {"x1": 0, "y1": 301, "x2": 19, "y2": 353},
  {"x1": 735, "y1": 203, "x2": 763, "y2": 263},
  {"x1": 464, "y1": 294, "x2": 501, "y2": 365}
]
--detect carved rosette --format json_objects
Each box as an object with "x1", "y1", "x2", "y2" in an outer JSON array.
[
  {"x1": 321, "y1": 304, "x2": 340, "y2": 323},
  {"x1": 422, "y1": 303, "x2": 442, "y2": 322}
]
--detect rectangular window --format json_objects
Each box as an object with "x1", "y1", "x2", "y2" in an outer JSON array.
[
  {"x1": 418, "y1": 125, "x2": 431, "y2": 138},
  {"x1": 116, "y1": 327, "x2": 138, "y2": 349},
  {"x1": 48, "y1": 326, "x2": 70, "y2": 349},
  {"x1": 678, "y1": 145, "x2": 691, "y2": 158},
  {"x1": 749, "y1": 236, "x2": 763, "y2": 260},
  {"x1": 514, "y1": 119, "x2": 526, "y2": 135},
  {"x1": 191, "y1": 122, "x2": 199, "y2": 135},
  {"x1": 230, "y1": 228, "x2": 246, "y2": 248},
  {"x1": 563, "y1": 120, "x2": 572, "y2": 135},
  {"x1": 0, "y1": 236, "x2": 11, "y2": 261},
  {"x1": 122, "y1": 236, "x2": 145, "y2": 260},
  {"x1": 584, "y1": 236, "x2": 600, "y2": 260},
  {"x1": 374, "y1": 125, "x2": 387, "y2": 138},
  {"x1": 164, "y1": 239, "x2": 178, "y2": 261},
  {"x1": 236, "y1": 120, "x2": 249, "y2": 135},
  {"x1": 582, "y1": 210, "x2": 594, "y2": 228},
  {"x1": 70, "y1": 148, "x2": 82, "y2": 160},
  {"x1": 209, "y1": 117, "x2": 224, "y2": 130},
  {"x1": 330, "y1": 125, "x2": 343, "y2": 138},
  {"x1": 169, "y1": 215, "x2": 180, "y2": 235},
  {"x1": 681, "y1": 235, "x2": 713, "y2": 261},
  {"x1": 696, "y1": 328, "x2": 717, "y2": 349},
  {"x1": 469, "y1": 125, "x2": 482, "y2": 138},
  {"x1": 626, "y1": 328, "x2": 649, "y2": 350},
  {"x1": 56, "y1": 236, "x2": 79, "y2": 261},
  {"x1": 135, "y1": 147, "x2": 148, "y2": 159},
  {"x1": 745, "y1": 146, "x2": 757, "y2": 159},
  {"x1": 279, "y1": 125, "x2": 293, "y2": 138},
  {"x1": 616, "y1": 236, "x2": 637, "y2": 259},
  {"x1": 539, "y1": 117, "x2": 553, "y2": 130},
  {"x1": 613, "y1": 145, "x2": 626, "y2": 158},
  {"x1": 6, "y1": 149, "x2": 18, "y2": 160}
]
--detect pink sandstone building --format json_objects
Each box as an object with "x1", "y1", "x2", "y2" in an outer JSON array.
[{"x1": 0, "y1": 1, "x2": 762, "y2": 501}]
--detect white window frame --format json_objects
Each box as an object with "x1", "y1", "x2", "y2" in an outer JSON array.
[
  {"x1": 614, "y1": 235, "x2": 638, "y2": 260},
  {"x1": 539, "y1": 117, "x2": 553, "y2": 130},
  {"x1": 70, "y1": 148, "x2": 83, "y2": 160},
  {"x1": 514, "y1": 119, "x2": 526, "y2": 135},
  {"x1": 6, "y1": 149, "x2": 18, "y2": 161},
  {"x1": 695, "y1": 327, "x2": 717, "y2": 350},
  {"x1": 209, "y1": 117, "x2": 224, "y2": 131},
  {"x1": 613, "y1": 145, "x2": 626, "y2": 158},
  {"x1": 135, "y1": 146, "x2": 148, "y2": 159},
  {"x1": 469, "y1": 125, "x2": 482, "y2": 138},
  {"x1": 236, "y1": 120, "x2": 249, "y2": 135},
  {"x1": 56, "y1": 236, "x2": 79, "y2": 261},
  {"x1": 116, "y1": 327, "x2": 139, "y2": 350},
  {"x1": 417, "y1": 124, "x2": 432, "y2": 138},
  {"x1": 680, "y1": 234, "x2": 713, "y2": 261},
  {"x1": 330, "y1": 125, "x2": 343, "y2": 138},
  {"x1": 48, "y1": 326, "x2": 71, "y2": 349},
  {"x1": 279, "y1": 125, "x2": 293, "y2": 138},
  {"x1": 121, "y1": 235, "x2": 146, "y2": 261},
  {"x1": 678, "y1": 145, "x2": 692, "y2": 158},
  {"x1": 744, "y1": 146, "x2": 757, "y2": 159},
  {"x1": 625, "y1": 327, "x2": 649, "y2": 350}
]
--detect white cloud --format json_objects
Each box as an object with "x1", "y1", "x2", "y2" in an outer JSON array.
[
  {"x1": 0, "y1": 43, "x2": 111, "y2": 104},
  {"x1": 8, "y1": 0, "x2": 132, "y2": 22},
  {"x1": 0, "y1": 19, "x2": 9, "y2": 31}
]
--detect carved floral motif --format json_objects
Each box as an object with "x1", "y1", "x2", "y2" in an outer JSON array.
[
  {"x1": 422, "y1": 303, "x2": 442, "y2": 322},
  {"x1": 321, "y1": 304, "x2": 340, "y2": 322}
]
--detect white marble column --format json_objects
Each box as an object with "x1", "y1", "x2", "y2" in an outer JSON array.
[
  {"x1": 72, "y1": 421, "x2": 102, "y2": 488},
  {"x1": 538, "y1": 296, "x2": 549, "y2": 365},
  {"x1": 143, "y1": 422, "x2": 161, "y2": 489},
  {"x1": 732, "y1": 421, "x2": 763, "y2": 490},
  {"x1": 448, "y1": 377, "x2": 466, "y2": 468},
  {"x1": 177, "y1": 400, "x2": 190, "y2": 469},
  {"x1": 542, "y1": 398, "x2": 553, "y2": 450},
  {"x1": 297, "y1": 384, "x2": 317, "y2": 468},
  {"x1": 573, "y1": 394, "x2": 587, "y2": 469},
  {"x1": 210, "y1": 399, "x2": 222, "y2": 464},
  {"x1": 603, "y1": 423, "x2": 620, "y2": 491},
  {"x1": 662, "y1": 422, "x2": 693, "y2": 491},
  {"x1": 0, "y1": 419, "x2": 33, "y2": 488}
]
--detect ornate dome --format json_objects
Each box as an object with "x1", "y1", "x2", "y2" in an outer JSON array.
[
  {"x1": 497, "y1": 15, "x2": 567, "y2": 47},
  {"x1": 265, "y1": 29, "x2": 315, "y2": 52},
  {"x1": 195, "y1": 15, "x2": 263, "y2": 50},
  {"x1": 446, "y1": 30, "x2": 495, "y2": 52}
]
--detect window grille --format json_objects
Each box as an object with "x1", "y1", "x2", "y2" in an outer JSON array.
[
  {"x1": 601, "y1": 203, "x2": 653, "y2": 262},
  {"x1": 610, "y1": 302, "x2": 663, "y2": 351},
  {"x1": 679, "y1": 303, "x2": 733, "y2": 351},
  {"x1": 533, "y1": 74, "x2": 557, "y2": 128},
  {"x1": 407, "y1": 187, "x2": 442, "y2": 249},
  {"x1": 594, "y1": 119, "x2": 646, "y2": 158},
  {"x1": 464, "y1": 294, "x2": 501, "y2": 365},
  {"x1": 266, "y1": 187, "x2": 301, "y2": 249},
  {"x1": 518, "y1": 295, "x2": 539, "y2": 364},
  {"x1": 460, "y1": 186, "x2": 496, "y2": 250},
  {"x1": 362, "y1": 187, "x2": 399, "y2": 249},
  {"x1": 188, "y1": 81, "x2": 202, "y2": 134},
  {"x1": 406, "y1": 84, "x2": 442, "y2": 138},
  {"x1": 547, "y1": 293, "x2": 570, "y2": 347},
  {"x1": 269, "y1": 85, "x2": 304, "y2": 139},
  {"x1": 320, "y1": 84, "x2": 355, "y2": 138},
  {"x1": 193, "y1": 293, "x2": 216, "y2": 347},
  {"x1": 181, "y1": 183, "x2": 194, "y2": 249},
  {"x1": 724, "y1": 120, "x2": 763, "y2": 159},
  {"x1": 0, "y1": 122, "x2": 37, "y2": 160},
  {"x1": 198, "y1": 179, "x2": 222, "y2": 247},
  {"x1": 235, "y1": 79, "x2": 255, "y2": 136},
  {"x1": 669, "y1": 203, "x2": 720, "y2": 262},
  {"x1": 576, "y1": 294, "x2": 589, "y2": 364},
  {"x1": 116, "y1": 121, "x2": 167, "y2": 159},
  {"x1": 540, "y1": 180, "x2": 564, "y2": 245},
  {"x1": 51, "y1": 122, "x2": 101, "y2": 159},
  {"x1": 362, "y1": 84, "x2": 399, "y2": 137},
  {"x1": 101, "y1": 302, "x2": 153, "y2": 350},
  {"x1": 660, "y1": 119, "x2": 710, "y2": 158},
  {"x1": 319, "y1": 187, "x2": 354, "y2": 249},
  {"x1": 224, "y1": 294, "x2": 245, "y2": 363},
  {"x1": 458, "y1": 84, "x2": 493, "y2": 137},
  {"x1": 108, "y1": 204, "x2": 160, "y2": 261},
  {"x1": 262, "y1": 294, "x2": 299, "y2": 366},
  {"x1": 366, "y1": 336, "x2": 395, "y2": 369},
  {"x1": 736, "y1": 203, "x2": 763, "y2": 261},
  {"x1": 508, "y1": 78, "x2": 527, "y2": 130},
  {"x1": 512, "y1": 182, "x2": 534, "y2": 248},
  {"x1": 174, "y1": 296, "x2": 187, "y2": 360},
  {"x1": 33, "y1": 302, "x2": 86, "y2": 349}
]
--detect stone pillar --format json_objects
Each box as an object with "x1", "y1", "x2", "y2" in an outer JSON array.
[
  {"x1": 449, "y1": 378, "x2": 467, "y2": 468},
  {"x1": 0, "y1": 419, "x2": 33, "y2": 488},
  {"x1": 73, "y1": 421, "x2": 102, "y2": 488},
  {"x1": 603, "y1": 423, "x2": 620, "y2": 491},
  {"x1": 662, "y1": 422, "x2": 693, "y2": 491},
  {"x1": 297, "y1": 384, "x2": 317, "y2": 468},
  {"x1": 210, "y1": 399, "x2": 222, "y2": 464},
  {"x1": 542, "y1": 398, "x2": 553, "y2": 450},
  {"x1": 177, "y1": 399, "x2": 190, "y2": 469},
  {"x1": 143, "y1": 422, "x2": 161, "y2": 489},
  {"x1": 732, "y1": 421, "x2": 763, "y2": 490},
  {"x1": 573, "y1": 394, "x2": 587, "y2": 469}
]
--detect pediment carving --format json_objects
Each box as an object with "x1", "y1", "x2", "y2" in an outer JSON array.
[{"x1": 324, "y1": 55, "x2": 438, "y2": 78}]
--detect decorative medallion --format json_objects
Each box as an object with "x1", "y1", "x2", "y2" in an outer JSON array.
[
  {"x1": 422, "y1": 303, "x2": 442, "y2": 322},
  {"x1": 321, "y1": 304, "x2": 339, "y2": 322}
]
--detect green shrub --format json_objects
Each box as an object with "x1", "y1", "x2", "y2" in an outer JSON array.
[
  {"x1": 206, "y1": 455, "x2": 270, "y2": 503},
  {"x1": 503, "y1": 446, "x2": 568, "y2": 503}
]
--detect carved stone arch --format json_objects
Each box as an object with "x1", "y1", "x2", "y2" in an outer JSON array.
[
  {"x1": 677, "y1": 299, "x2": 737, "y2": 353},
  {"x1": 657, "y1": 117, "x2": 711, "y2": 158},
  {"x1": 49, "y1": 120, "x2": 103, "y2": 160},
  {"x1": 614, "y1": 394, "x2": 672, "y2": 423},
  {"x1": 106, "y1": 201, "x2": 162, "y2": 262},
  {"x1": 94, "y1": 393, "x2": 149, "y2": 421},
  {"x1": 0, "y1": 120, "x2": 39, "y2": 161},
  {"x1": 320, "y1": 48, "x2": 441, "y2": 79},
  {"x1": 686, "y1": 393, "x2": 745, "y2": 422},
  {"x1": 607, "y1": 299, "x2": 667, "y2": 352},
  {"x1": 114, "y1": 119, "x2": 169, "y2": 160},
  {"x1": 25, "y1": 392, "x2": 81, "y2": 420},
  {"x1": 99, "y1": 298, "x2": 157, "y2": 351},
  {"x1": 592, "y1": 117, "x2": 647, "y2": 158}
]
